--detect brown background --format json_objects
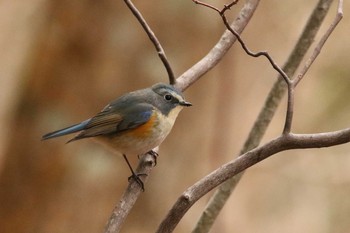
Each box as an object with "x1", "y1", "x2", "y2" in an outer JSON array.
[{"x1": 1, "y1": 1, "x2": 350, "y2": 232}]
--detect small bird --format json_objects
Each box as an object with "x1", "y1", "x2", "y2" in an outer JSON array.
[{"x1": 42, "y1": 83, "x2": 191, "y2": 189}]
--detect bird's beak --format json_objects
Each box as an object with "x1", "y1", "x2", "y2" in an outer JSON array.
[{"x1": 179, "y1": 100, "x2": 192, "y2": 107}]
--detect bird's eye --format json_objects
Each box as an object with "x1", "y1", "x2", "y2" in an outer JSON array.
[{"x1": 164, "y1": 94, "x2": 173, "y2": 101}]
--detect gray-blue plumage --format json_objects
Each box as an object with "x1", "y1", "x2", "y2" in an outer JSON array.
[{"x1": 41, "y1": 83, "x2": 191, "y2": 145}]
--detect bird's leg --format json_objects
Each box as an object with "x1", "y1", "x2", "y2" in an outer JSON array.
[
  {"x1": 147, "y1": 150, "x2": 159, "y2": 166},
  {"x1": 123, "y1": 154, "x2": 146, "y2": 191}
]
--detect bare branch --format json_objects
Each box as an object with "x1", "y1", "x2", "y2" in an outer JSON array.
[
  {"x1": 174, "y1": 0, "x2": 260, "y2": 92},
  {"x1": 190, "y1": 0, "x2": 338, "y2": 232},
  {"x1": 221, "y1": 14, "x2": 291, "y2": 85},
  {"x1": 104, "y1": 1, "x2": 259, "y2": 232},
  {"x1": 106, "y1": 1, "x2": 344, "y2": 233},
  {"x1": 157, "y1": 128, "x2": 350, "y2": 233},
  {"x1": 123, "y1": 0, "x2": 176, "y2": 84},
  {"x1": 282, "y1": 85, "x2": 294, "y2": 134},
  {"x1": 103, "y1": 152, "x2": 156, "y2": 233},
  {"x1": 192, "y1": 0, "x2": 222, "y2": 13},
  {"x1": 284, "y1": 0, "x2": 342, "y2": 133},
  {"x1": 192, "y1": 0, "x2": 291, "y2": 85},
  {"x1": 293, "y1": 0, "x2": 343, "y2": 87}
]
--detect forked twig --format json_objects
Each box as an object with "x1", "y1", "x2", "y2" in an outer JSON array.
[
  {"x1": 123, "y1": 0, "x2": 176, "y2": 84},
  {"x1": 104, "y1": 1, "x2": 260, "y2": 232},
  {"x1": 105, "y1": 0, "x2": 344, "y2": 232},
  {"x1": 157, "y1": 0, "x2": 343, "y2": 232},
  {"x1": 193, "y1": 0, "x2": 337, "y2": 230},
  {"x1": 284, "y1": 0, "x2": 343, "y2": 133},
  {"x1": 174, "y1": 0, "x2": 260, "y2": 92},
  {"x1": 193, "y1": 0, "x2": 291, "y2": 85},
  {"x1": 191, "y1": 1, "x2": 293, "y2": 135}
]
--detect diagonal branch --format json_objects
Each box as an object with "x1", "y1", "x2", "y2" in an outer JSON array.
[
  {"x1": 157, "y1": 127, "x2": 350, "y2": 233},
  {"x1": 189, "y1": 0, "x2": 339, "y2": 232},
  {"x1": 123, "y1": 0, "x2": 176, "y2": 84},
  {"x1": 103, "y1": 1, "x2": 260, "y2": 232},
  {"x1": 292, "y1": 0, "x2": 343, "y2": 87},
  {"x1": 104, "y1": 151, "x2": 157, "y2": 233},
  {"x1": 283, "y1": 0, "x2": 343, "y2": 134}
]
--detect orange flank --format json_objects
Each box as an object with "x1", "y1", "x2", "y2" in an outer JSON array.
[{"x1": 128, "y1": 112, "x2": 157, "y2": 137}]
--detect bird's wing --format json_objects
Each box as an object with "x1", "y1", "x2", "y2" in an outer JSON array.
[{"x1": 69, "y1": 103, "x2": 154, "y2": 141}]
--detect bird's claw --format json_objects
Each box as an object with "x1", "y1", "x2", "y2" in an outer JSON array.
[
  {"x1": 128, "y1": 173, "x2": 148, "y2": 191},
  {"x1": 146, "y1": 150, "x2": 159, "y2": 166}
]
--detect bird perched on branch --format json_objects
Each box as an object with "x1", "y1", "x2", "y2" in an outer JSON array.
[{"x1": 42, "y1": 83, "x2": 191, "y2": 189}]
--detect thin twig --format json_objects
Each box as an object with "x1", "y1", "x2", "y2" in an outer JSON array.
[
  {"x1": 192, "y1": 0, "x2": 337, "y2": 231},
  {"x1": 193, "y1": 0, "x2": 239, "y2": 14},
  {"x1": 293, "y1": 0, "x2": 343, "y2": 87},
  {"x1": 221, "y1": 14, "x2": 291, "y2": 85},
  {"x1": 193, "y1": 0, "x2": 291, "y2": 85},
  {"x1": 123, "y1": 0, "x2": 176, "y2": 84},
  {"x1": 282, "y1": 85, "x2": 294, "y2": 134},
  {"x1": 284, "y1": 0, "x2": 342, "y2": 133},
  {"x1": 189, "y1": 0, "x2": 340, "y2": 232},
  {"x1": 175, "y1": 0, "x2": 260, "y2": 92}
]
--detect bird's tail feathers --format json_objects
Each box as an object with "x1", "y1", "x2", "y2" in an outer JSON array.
[{"x1": 41, "y1": 119, "x2": 90, "y2": 141}]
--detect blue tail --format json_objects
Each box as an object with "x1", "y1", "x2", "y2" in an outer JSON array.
[{"x1": 42, "y1": 119, "x2": 90, "y2": 140}]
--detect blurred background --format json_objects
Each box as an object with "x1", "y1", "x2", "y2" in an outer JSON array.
[{"x1": 1, "y1": 0, "x2": 350, "y2": 232}]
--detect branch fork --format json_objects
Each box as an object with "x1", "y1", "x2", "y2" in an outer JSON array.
[{"x1": 104, "y1": 0, "x2": 344, "y2": 232}]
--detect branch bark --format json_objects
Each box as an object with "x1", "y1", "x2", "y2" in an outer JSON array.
[
  {"x1": 175, "y1": 0, "x2": 260, "y2": 92},
  {"x1": 103, "y1": 1, "x2": 259, "y2": 232},
  {"x1": 157, "y1": 128, "x2": 350, "y2": 233},
  {"x1": 123, "y1": 0, "x2": 176, "y2": 84},
  {"x1": 104, "y1": 0, "x2": 344, "y2": 232},
  {"x1": 192, "y1": 0, "x2": 338, "y2": 232},
  {"x1": 104, "y1": 152, "x2": 156, "y2": 233}
]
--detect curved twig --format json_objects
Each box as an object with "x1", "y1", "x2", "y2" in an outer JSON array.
[
  {"x1": 123, "y1": 0, "x2": 176, "y2": 84},
  {"x1": 193, "y1": 0, "x2": 334, "y2": 225},
  {"x1": 170, "y1": 0, "x2": 343, "y2": 232},
  {"x1": 174, "y1": 0, "x2": 260, "y2": 92},
  {"x1": 193, "y1": 0, "x2": 291, "y2": 85}
]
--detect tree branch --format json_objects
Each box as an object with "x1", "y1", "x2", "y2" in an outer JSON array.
[
  {"x1": 193, "y1": 0, "x2": 291, "y2": 85},
  {"x1": 190, "y1": 0, "x2": 340, "y2": 232},
  {"x1": 157, "y1": 128, "x2": 350, "y2": 233},
  {"x1": 293, "y1": 0, "x2": 343, "y2": 87},
  {"x1": 123, "y1": 0, "x2": 176, "y2": 84},
  {"x1": 104, "y1": 152, "x2": 156, "y2": 233},
  {"x1": 103, "y1": 1, "x2": 259, "y2": 232},
  {"x1": 105, "y1": 0, "x2": 343, "y2": 232},
  {"x1": 174, "y1": 0, "x2": 260, "y2": 92}
]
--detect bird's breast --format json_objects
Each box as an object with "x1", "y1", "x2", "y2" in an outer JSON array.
[{"x1": 97, "y1": 108, "x2": 182, "y2": 155}]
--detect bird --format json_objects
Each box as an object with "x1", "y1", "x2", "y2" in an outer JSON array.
[{"x1": 42, "y1": 83, "x2": 192, "y2": 189}]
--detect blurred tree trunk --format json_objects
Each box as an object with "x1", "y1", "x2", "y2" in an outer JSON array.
[{"x1": 0, "y1": 1, "x2": 123, "y2": 232}]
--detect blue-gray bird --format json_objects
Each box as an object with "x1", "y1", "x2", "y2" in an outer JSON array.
[{"x1": 42, "y1": 83, "x2": 191, "y2": 189}]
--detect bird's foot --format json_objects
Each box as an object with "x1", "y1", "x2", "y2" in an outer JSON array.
[
  {"x1": 137, "y1": 150, "x2": 158, "y2": 166},
  {"x1": 123, "y1": 154, "x2": 147, "y2": 191},
  {"x1": 146, "y1": 150, "x2": 159, "y2": 166},
  {"x1": 127, "y1": 172, "x2": 147, "y2": 191}
]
